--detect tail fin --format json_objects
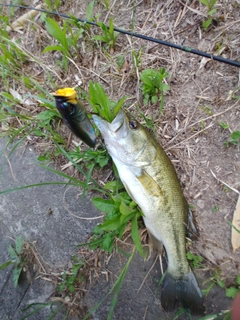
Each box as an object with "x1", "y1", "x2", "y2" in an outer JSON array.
[{"x1": 161, "y1": 271, "x2": 205, "y2": 314}]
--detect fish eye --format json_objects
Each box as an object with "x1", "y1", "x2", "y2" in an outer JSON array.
[
  {"x1": 129, "y1": 120, "x2": 138, "y2": 130},
  {"x1": 62, "y1": 101, "x2": 74, "y2": 114}
]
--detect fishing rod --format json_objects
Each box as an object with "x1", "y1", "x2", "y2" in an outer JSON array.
[{"x1": 1, "y1": 3, "x2": 240, "y2": 68}]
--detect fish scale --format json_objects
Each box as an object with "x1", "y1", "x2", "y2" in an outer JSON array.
[{"x1": 93, "y1": 110, "x2": 205, "y2": 314}]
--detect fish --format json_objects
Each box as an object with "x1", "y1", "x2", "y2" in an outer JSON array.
[
  {"x1": 53, "y1": 88, "x2": 97, "y2": 148},
  {"x1": 92, "y1": 110, "x2": 205, "y2": 314}
]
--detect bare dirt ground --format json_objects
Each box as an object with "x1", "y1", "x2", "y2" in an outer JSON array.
[{"x1": 1, "y1": 0, "x2": 240, "y2": 319}]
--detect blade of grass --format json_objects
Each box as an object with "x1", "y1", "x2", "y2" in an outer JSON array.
[
  {"x1": 36, "y1": 163, "x2": 85, "y2": 185},
  {"x1": 21, "y1": 302, "x2": 61, "y2": 320},
  {"x1": 37, "y1": 162, "x2": 107, "y2": 194},
  {"x1": 83, "y1": 249, "x2": 135, "y2": 320},
  {"x1": 0, "y1": 134, "x2": 28, "y2": 167},
  {"x1": 131, "y1": 213, "x2": 144, "y2": 256},
  {"x1": 172, "y1": 308, "x2": 188, "y2": 320},
  {"x1": 47, "y1": 302, "x2": 65, "y2": 320},
  {"x1": 83, "y1": 162, "x2": 95, "y2": 197},
  {"x1": 0, "y1": 260, "x2": 12, "y2": 270},
  {"x1": 55, "y1": 143, "x2": 107, "y2": 194},
  {"x1": 197, "y1": 310, "x2": 230, "y2": 320},
  {"x1": 107, "y1": 249, "x2": 135, "y2": 320},
  {"x1": 227, "y1": 220, "x2": 240, "y2": 233},
  {"x1": 0, "y1": 182, "x2": 80, "y2": 195}
]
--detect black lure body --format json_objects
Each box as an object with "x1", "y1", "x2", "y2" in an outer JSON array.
[{"x1": 53, "y1": 89, "x2": 97, "y2": 148}]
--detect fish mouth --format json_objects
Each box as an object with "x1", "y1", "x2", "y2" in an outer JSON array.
[
  {"x1": 108, "y1": 110, "x2": 126, "y2": 133},
  {"x1": 112, "y1": 117, "x2": 124, "y2": 133},
  {"x1": 93, "y1": 110, "x2": 128, "y2": 139}
]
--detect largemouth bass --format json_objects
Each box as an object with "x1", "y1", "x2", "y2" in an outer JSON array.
[
  {"x1": 53, "y1": 88, "x2": 97, "y2": 148},
  {"x1": 93, "y1": 110, "x2": 204, "y2": 314}
]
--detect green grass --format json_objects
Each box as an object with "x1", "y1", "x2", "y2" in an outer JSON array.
[
  {"x1": 95, "y1": 17, "x2": 119, "y2": 51},
  {"x1": 199, "y1": 0, "x2": 218, "y2": 30},
  {"x1": 88, "y1": 81, "x2": 127, "y2": 122},
  {"x1": 140, "y1": 68, "x2": 170, "y2": 114},
  {"x1": 224, "y1": 131, "x2": 240, "y2": 147},
  {"x1": 4, "y1": 236, "x2": 25, "y2": 287}
]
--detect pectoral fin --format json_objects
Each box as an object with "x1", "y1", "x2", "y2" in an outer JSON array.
[
  {"x1": 122, "y1": 182, "x2": 137, "y2": 203},
  {"x1": 137, "y1": 169, "x2": 163, "y2": 197},
  {"x1": 186, "y1": 207, "x2": 198, "y2": 239}
]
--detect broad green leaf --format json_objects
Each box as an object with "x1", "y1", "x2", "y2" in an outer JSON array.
[
  {"x1": 231, "y1": 131, "x2": 240, "y2": 141},
  {"x1": 208, "y1": 8, "x2": 216, "y2": 15},
  {"x1": 202, "y1": 18, "x2": 212, "y2": 30},
  {"x1": 102, "y1": 233, "x2": 114, "y2": 251},
  {"x1": 15, "y1": 236, "x2": 23, "y2": 255},
  {"x1": 86, "y1": 1, "x2": 94, "y2": 21},
  {"x1": 69, "y1": 284, "x2": 75, "y2": 293},
  {"x1": 42, "y1": 45, "x2": 68, "y2": 55},
  {"x1": 37, "y1": 155, "x2": 49, "y2": 162},
  {"x1": 219, "y1": 122, "x2": 229, "y2": 130},
  {"x1": 104, "y1": 180, "x2": 124, "y2": 191},
  {"x1": 226, "y1": 287, "x2": 239, "y2": 299},
  {"x1": 32, "y1": 129, "x2": 45, "y2": 137},
  {"x1": 8, "y1": 245, "x2": 17, "y2": 259},
  {"x1": 120, "y1": 212, "x2": 135, "y2": 225},
  {"x1": 13, "y1": 267, "x2": 22, "y2": 287},
  {"x1": 236, "y1": 275, "x2": 240, "y2": 285},
  {"x1": 92, "y1": 197, "x2": 115, "y2": 214},
  {"x1": 119, "y1": 201, "x2": 132, "y2": 216},
  {"x1": 113, "y1": 97, "x2": 126, "y2": 118},
  {"x1": 199, "y1": 0, "x2": 209, "y2": 7},
  {"x1": 1, "y1": 92, "x2": 15, "y2": 100},
  {"x1": 151, "y1": 95, "x2": 158, "y2": 104},
  {"x1": 99, "y1": 217, "x2": 122, "y2": 231},
  {"x1": 216, "y1": 278, "x2": 225, "y2": 289},
  {"x1": 45, "y1": 18, "x2": 69, "y2": 52},
  {"x1": 161, "y1": 83, "x2": 170, "y2": 91},
  {"x1": 94, "y1": 35, "x2": 107, "y2": 42}
]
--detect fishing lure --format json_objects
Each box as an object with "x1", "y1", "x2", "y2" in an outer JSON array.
[{"x1": 53, "y1": 88, "x2": 97, "y2": 148}]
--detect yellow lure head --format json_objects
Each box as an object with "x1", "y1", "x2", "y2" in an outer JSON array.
[{"x1": 53, "y1": 87, "x2": 77, "y2": 104}]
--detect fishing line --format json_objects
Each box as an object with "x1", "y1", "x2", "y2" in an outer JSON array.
[{"x1": 1, "y1": 3, "x2": 240, "y2": 68}]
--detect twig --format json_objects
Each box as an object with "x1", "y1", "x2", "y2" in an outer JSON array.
[
  {"x1": 29, "y1": 243, "x2": 47, "y2": 274},
  {"x1": 143, "y1": 305, "x2": 148, "y2": 320},
  {"x1": 214, "y1": 19, "x2": 240, "y2": 32},
  {"x1": 189, "y1": 100, "x2": 240, "y2": 128},
  {"x1": 4, "y1": 151, "x2": 17, "y2": 181},
  {"x1": 137, "y1": 254, "x2": 158, "y2": 293},
  {"x1": 165, "y1": 100, "x2": 239, "y2": 150},
  {"x1": 165, "y1": 122, "x2": 214, "y2": 151},
  {"x1": 210, "y1": 169, "x2": 240, "y2": 195}
]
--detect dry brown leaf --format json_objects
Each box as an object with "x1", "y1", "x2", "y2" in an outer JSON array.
[
  {"x1": 231, "y1": 195, "x2": 240, "y2": 253},
  {"x1": 121, "y1": 59, "x2": 130, "y2": 74},
  {"x1": 199, "y1": 57, "x2": 211, "y2": 69},
  {"x1": 9, "y1": 88, "x2": 23, "y2": 103},
  {"x1": 7, "y1": 4, "x2": 42, "y2": 32}
]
